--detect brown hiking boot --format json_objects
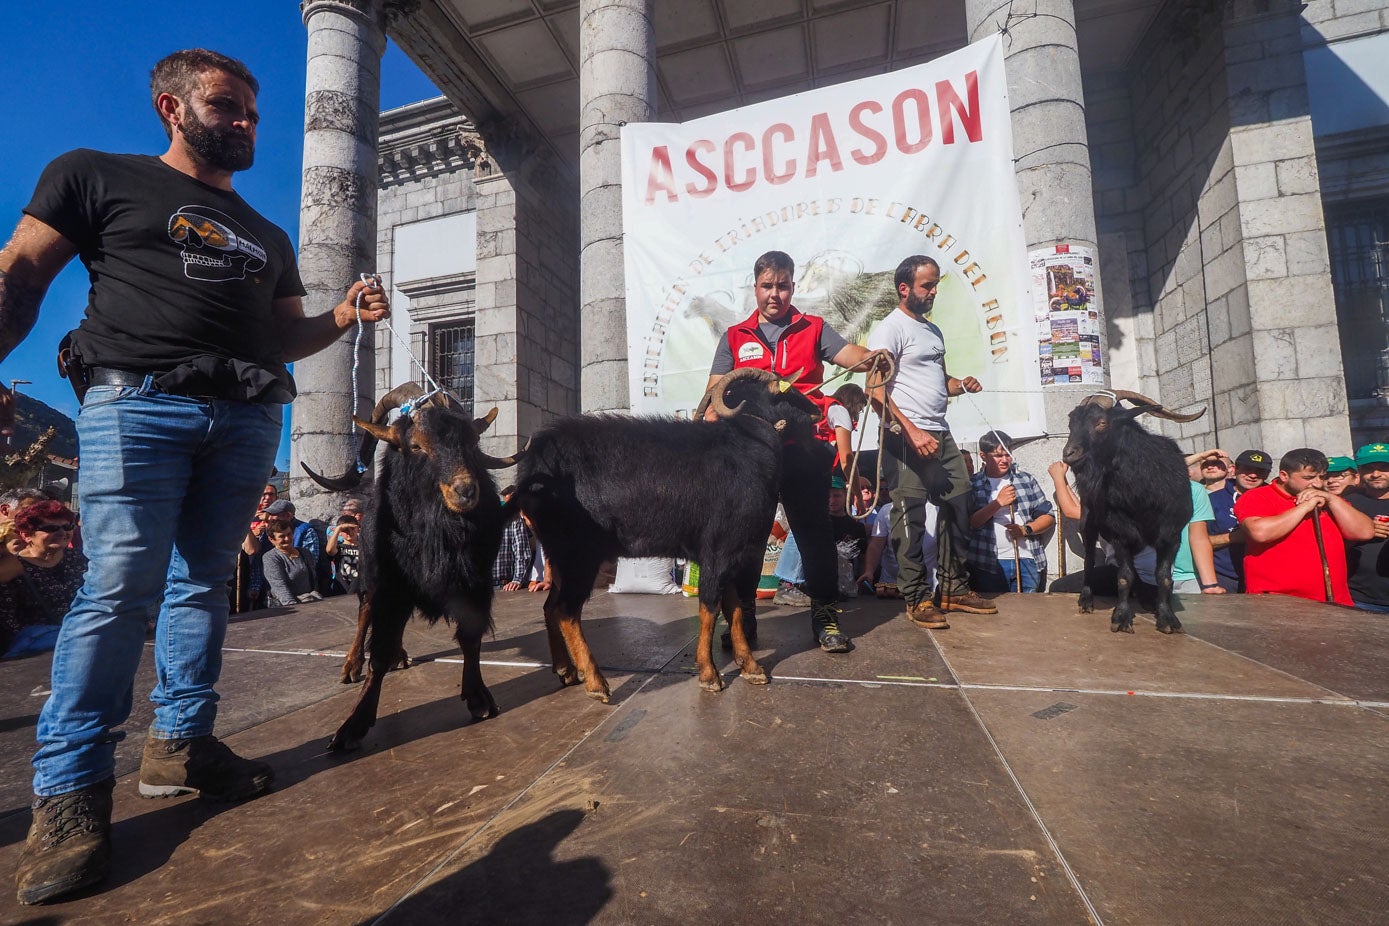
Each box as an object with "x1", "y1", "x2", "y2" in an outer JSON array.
[
  {"x1": 16, "y1": 777, "x2": 114, "y2": 905},
  {"x1": 139, "y1": 734, "x2": 273, "y2": 801},
  {"x1": 938, "y1": 591, "x2": 998, "y2": 615},
  {"x1": 906, "y1": 601, "x2": 949, "y2": 630}
]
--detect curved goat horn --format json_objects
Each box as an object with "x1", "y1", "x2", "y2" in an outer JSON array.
[
  {"x1": 711, "y1": 367, "x2": 778, "y2": 418},
  {"x1": 301, "y1": 382, "x2": 427, "y2": 491},
  {"x1": 1111, "y1": 389, "x2": 1207, "y2": 423},
  {"x1": 474, "y1": 406, "x2": 499, "y2": 434},
  {"x1": 481, "y1": 438, "x2": 531, "y2": 469}
]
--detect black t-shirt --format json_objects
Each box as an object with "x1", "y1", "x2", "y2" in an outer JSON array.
[
  {"x1": 830, "y1": 513, "x2": 867, "y2": 559},
  {"x1": 1346, "y1": 493, "x2": 1389, "y2": 606},
  {"x1": 25, "y1": 149, "x2": 305, "y2": 374}
]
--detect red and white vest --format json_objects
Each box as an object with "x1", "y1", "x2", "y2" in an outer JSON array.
[{"x1": 725, "y1": 307, "x2": 836, "y2": 443}]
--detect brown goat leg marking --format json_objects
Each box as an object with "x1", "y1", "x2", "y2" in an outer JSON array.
[
  {"x1": 341, "y1": 592, "x2": 372, "y2": 684},
  {"x1": 542, "y1": 588, "x2": 579, "y2": 687},
  {"x1": 721, "y1": 587, "x2": 765, "y2": 685},
  {"x1": 457, "y1": 628, "x2": 499, "y2": 719},
  {"x1": 695, "y1": 601, "x2": 725, "y2": 692},
  {"x1": 555, "y1": 605, "x2": 609, "y2": 702},
  {"x1": 343, "y1": 590, "x2": 410, "y2": 682}
]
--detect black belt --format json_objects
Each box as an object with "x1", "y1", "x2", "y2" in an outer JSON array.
[
  {"x1": 88, "y1": 368, "x2": 150, "y2": 388},
  {"x1": 88, "y1": 367, "x2": 218, "y2": 400}
]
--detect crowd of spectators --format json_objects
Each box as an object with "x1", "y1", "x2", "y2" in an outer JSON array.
[
  {"x1": 830, "y1": 431, "x2": 1389, "y2": 616},
  {"x1": 233, "y1": 483, "x2": 362, "y2": 613}
]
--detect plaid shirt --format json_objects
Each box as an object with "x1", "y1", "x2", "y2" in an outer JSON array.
[
  {"x1": 967, "y1": 468, "x2": 1053, "y2": 576},
  {"x1": 492, "y1": 518, "x2": 535, "y2": 587}
]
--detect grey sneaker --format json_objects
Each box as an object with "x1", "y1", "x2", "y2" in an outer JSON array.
[
  {"x1": 16, "y1": 777, "x2": 114, "y2": 905},
  {"x1": 138, "y1": 734, "x2": 273, "y2": 801},
  {"x1": 773, "y1": 582, "x2": 812, "y2": 608}
]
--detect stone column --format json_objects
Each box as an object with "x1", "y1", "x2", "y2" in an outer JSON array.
[
  {"x1": 291, "y1": 0, "x2": 387, "y2": 521},
  {"x1": 1221, "y1": 0, "x2": 1349, "y2": 453},
  {"x1": 578, "y1": 0, "x2": 654, "y2": 413},
  {"x1": 966, "y1": 0, "x2": 1100, "y2": 576}
]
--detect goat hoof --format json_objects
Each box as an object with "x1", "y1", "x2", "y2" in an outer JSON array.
[
  {"x1": 1078, "y1": 592, "x2": 1094, "y2": 613},
  {"x1": 586, "y1": 688, "x2": 611, "y2": 704},
  {"x1": 327, "y1": 731, "x2": 362, "y2": 753},
  {"x1": 1157, "y1": 621, "x2": 1184, "y2": 635},
  {"x1": 742, "y1": 667, "x2": 769, "y2": 685},
  {"x1": 464, "y1": 688, "x2": 499, "y2": 720},
  {"x1": 554, "y1": 666, "x2": 580, "y2": 687},
  {"x1": 1110, "y1": 620, "x2": 1135, "y2": 634},
  {"x1": 699, "y1": 674, "x2": 726, "y2": 693}
]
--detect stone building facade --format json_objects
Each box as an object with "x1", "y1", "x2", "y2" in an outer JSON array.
[
  {"x1": 292, "y1": 0, "x2": 1389, "y2": 538},
  {"x1": 372, "y1": 97, "x2": 579, "y2": 462}
]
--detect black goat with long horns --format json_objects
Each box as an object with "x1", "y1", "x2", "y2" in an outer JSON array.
[
  {"x1": 301, "y1": 383, "x2": 522, "y2": 752},
  {"x1": 513, "y1": 367, "x2": 825, "y2": 700},
  {"x1": 1061, "y1": 389, "x2": 1206, "y2": 634}
]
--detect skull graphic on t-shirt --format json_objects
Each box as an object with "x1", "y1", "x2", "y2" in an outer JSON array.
[{"x1": 167, "y1": 205, "x2": 268, "y2": 282}]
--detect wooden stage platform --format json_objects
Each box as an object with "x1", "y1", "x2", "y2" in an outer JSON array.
[{"x1": 1, "y1": 588, "x2": 1386, "y2": 925}]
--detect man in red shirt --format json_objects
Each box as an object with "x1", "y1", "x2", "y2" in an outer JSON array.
[
  {"x1": 706, "y1": 250, "x2": 872, "y2": 652},
  {"x1": 1235, "y1": 448, "x2": 1373, "y2": 605}
]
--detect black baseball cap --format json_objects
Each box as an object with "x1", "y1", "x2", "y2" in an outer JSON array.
[{"x1": 1234, "y1": 450, "x2": 1272, "y2": 473}]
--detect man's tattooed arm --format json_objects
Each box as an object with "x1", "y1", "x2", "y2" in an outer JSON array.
[
  {"x1": 0, "y1": 265, "x2": 44, "y2": 361},
  {"x1": 0, "y1": 215, "x2": 78, "y2": 364}
]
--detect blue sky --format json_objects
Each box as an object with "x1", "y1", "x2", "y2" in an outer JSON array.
[{"x1": 3, "y1": 2, "x2": 440, "y2": 470}]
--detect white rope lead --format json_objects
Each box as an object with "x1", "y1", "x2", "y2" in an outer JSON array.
[
  {"x1": 350, "y1": 273, "x2": 375, "y2": 473},
  {"x1": 962, "y1": 390, "x2": 1013, "y2": 458}
]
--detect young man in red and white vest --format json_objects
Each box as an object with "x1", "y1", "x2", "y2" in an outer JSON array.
[{"x1": 706, "y1": 250, "x2": 872, "y2": 652}]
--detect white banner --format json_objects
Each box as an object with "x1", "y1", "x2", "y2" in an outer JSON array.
[{"x1": 620, "y1": 34, "x2": 1044, "y2": 440}]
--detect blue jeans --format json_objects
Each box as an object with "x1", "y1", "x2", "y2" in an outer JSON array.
[
  {"x1": 774, "y1": 531, "x2": 805, "y2": 585},
  {"x1": 33, "y1": 380, "x2": 280, "y2": 796},
  {"x1": 972, "y1": 558, "x2": 1043, "y2": 594}
]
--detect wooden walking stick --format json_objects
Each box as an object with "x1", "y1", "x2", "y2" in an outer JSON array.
[
  {"x1": 1010, "y1": 499, "x2": 1023, "y2": 592},
  {"x1": 234, "y1": 552, "x2": 245, "y2": 614},
  {"x1": 1309, "y1": 507, "x2": 1334, "y2": 604},
  {"x1": 1056, "y1": 506, "x2": 1067, "y2": 580}
]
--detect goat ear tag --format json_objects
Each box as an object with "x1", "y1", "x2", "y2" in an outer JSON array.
[
  {"x1": 777, "y1": 380, "x2": 793, "y2": 393},
  {"x1": 737, "y1": 342, "x2": 765, "y2": 363}
]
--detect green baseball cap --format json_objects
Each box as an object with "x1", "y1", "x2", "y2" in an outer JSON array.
[
  {"x1": 1355, "y1": 443, "x2": 1389, "y2": 468},
  {"x1": 1326, "y1": 456, "x2": 1357, "y2": 474}
]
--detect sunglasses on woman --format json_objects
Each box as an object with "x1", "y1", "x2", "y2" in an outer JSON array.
[{"x1": 35, "y1": 523, "x2": 74, "y2": 533}]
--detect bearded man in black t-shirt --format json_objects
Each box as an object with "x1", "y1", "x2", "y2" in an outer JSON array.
[{"x1": 0, "y1": 49, "x2": 390, "y2": 906}]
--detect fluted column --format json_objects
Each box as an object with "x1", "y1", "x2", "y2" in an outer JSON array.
[
  {"x1": 578, "y1": 0, "x2": 654, "y2": 413},
  {"x1": 291, "y1": 0, "x2": 386, "y2": 521}
]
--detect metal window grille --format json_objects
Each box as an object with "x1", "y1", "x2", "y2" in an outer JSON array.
[
  {"x1": 429, "y1": 320, "x2": 475, "y2": 415},
  {"x1": 1327, "y1": 199, "x2": 1389, "y2": 401}
]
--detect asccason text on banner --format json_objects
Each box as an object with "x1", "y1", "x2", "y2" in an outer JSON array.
[{"x1": 620, "y1": 33, "x2": 1048, "y2": 442}]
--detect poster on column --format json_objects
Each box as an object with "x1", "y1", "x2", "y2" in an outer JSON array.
[
  {"x1": 619, "y1": 33, "x2": 1045, "y2": 442},
  {"x1": 1029, "y1": 244, "x2": 1104, "y2": 386}
]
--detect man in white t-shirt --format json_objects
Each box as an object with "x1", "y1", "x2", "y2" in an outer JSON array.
[{"x1": 867, "y1": 255, "x2": 995, "y2": 630}]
